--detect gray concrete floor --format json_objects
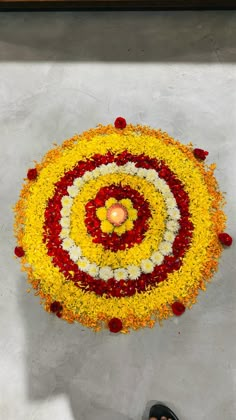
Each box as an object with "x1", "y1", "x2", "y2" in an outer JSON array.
[{"x1": 0, "y1": 11, "x2": 236, "y2": 420}]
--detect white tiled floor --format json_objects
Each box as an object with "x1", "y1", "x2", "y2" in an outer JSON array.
[{"x1": 0, "y1": 11, "x2": 235, "y2": 420}]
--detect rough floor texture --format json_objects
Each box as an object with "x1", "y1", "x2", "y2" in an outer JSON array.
[{"x1": 0, "y1": 11, "x2": 235, "y2": 420}]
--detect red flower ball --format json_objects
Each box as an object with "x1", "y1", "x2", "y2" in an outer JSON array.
[
  {"x1": 14, "y1": 246, "x2": 25, "y2": 257},
  {"x1": 172, "y1": 302, "x2": 186, "y2": 316},
  {"x1": 108, "y1": 317, "x2": 123, "y2": 333},
  {"x1": 50, "y1": 301, "x2": 63, "y2": 313},
  {"x1": 218, "y1": 232, "x2": 233, "y2": 246},
  {"x1": 193, "y1": 148, "x2": 209, "y2": 161},
  {"x1": 27, "y1": 168, "x2": 38, "y2": 180},
  {"x1": 114, "y1": 117, "x2": 127, "y2": 129}
]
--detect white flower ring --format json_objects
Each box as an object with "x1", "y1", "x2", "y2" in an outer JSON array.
[{"x1": 59, "y1": 162, "x2": 180, "y2": 281}]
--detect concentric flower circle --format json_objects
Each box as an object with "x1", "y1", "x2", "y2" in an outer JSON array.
[{"x1": 14, "y1": 122, "x2": 228, "y2": 332}]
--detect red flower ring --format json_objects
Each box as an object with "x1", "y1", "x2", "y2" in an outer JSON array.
[
  {"x1": 43, "y1": 152, "x2": 193, "y2": 297},
  {"x1": 85, "y1": 185, "x2": 151, "y2": 251}
]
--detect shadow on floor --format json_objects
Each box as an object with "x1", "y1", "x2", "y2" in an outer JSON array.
[
  {"x1": 0, "y1": 11, "x2": 235, "y2": 62},
  {"x1": 18, "y1": 272, "x2": 185, "y2": 420},
  {"x1": 18, "y1": 277, "x2": 135, "y2": 420}
]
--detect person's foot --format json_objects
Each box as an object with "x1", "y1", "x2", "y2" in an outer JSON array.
[
  {"x1": 150, "y1": 417, "x2": 172, "y2": 420},
  {"x1": 149, "y1": 404, "x2": 178, "y2": 420}
]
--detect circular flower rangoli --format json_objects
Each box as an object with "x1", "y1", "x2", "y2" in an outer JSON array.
[{"x1": 14, "y1": 121, "x2": 232, "y2": 332}]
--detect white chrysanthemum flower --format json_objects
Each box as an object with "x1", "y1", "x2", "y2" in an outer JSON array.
[
  {"x1": 69, "y1": 246, "x2": 82, "y2": 262},
  {"x1": 77, "y1": 257, "x2": 90, "y2": 272},
  {"x1": 99, "y1": 266, "x2": 113, "y2": 281},
  {"x1": 166, "y1": 219, "x2": 180, "y2": 233},
  {"x1": 88, "y1": 263, "x2": 99, "y2": 277},
  {"x1": 114, "y1": 268, "x2": 128, "y2": 281},
  {"x1": 123, "y1": 162, "x2": 137, "y2": 175},
  {"x1": 165, "y1": 197, "x2": 176, "y2": 209},
  {"x1": 168, "y1": 207, "x2": 181, "y2": 220},
  {"x1": 60, "y1": 206, "x2": 71, "y2": 217},
  {"x1": 161, "y1": 183, "x2": 170, "y2": 194},
  {"x1": 106, "y1": 162, "x2": 117, "y2": 172},
  {"x1": 99, "y1": 164, "x2": 111, "y2": 175},
  {"x1": 151, "y1": 251, "x2": 164, "y2": 265},
  {"x1": 60, "y1": 228, "x2": 70, "y2": 239},
  {"x1": 62, "y1": 237, "x2": 74, "y2": 251},
  {"x1": 82, "y1": 171, "x2": 94, "y2": 182},
  {"x1": 164, "y1": 191, "x2": 174, "y2": 200},
  {"x1": 90, "y1": 167, "x2": 100, "y2": 178},
  {"x1": 141, "y1": 259, "x2": 154, "y2": 274},
  {"x1": 154, "y1": 178, "x2": 166, "y2": 191},
  {"x1": 61, "y1": 196, "x2": 73, "y2": 208},
  {"x1": 127, "y1": 265, "x2": 141, "y2": 280},
  {"x1": 113, "y1": 164, "x2": 122, "y2": 174},
  {"x1": 120, "y1": 165, "x2": 128, "y2": 174},
  {"x1": 137, "y1": 168, "x2": 147, "y2": 178},
  {"x1": 74, "y1": 178, "x2": 85, "y2": 188},
  {"x1": 159, "y1": 241, "x2": 172, "y2": 256},
  {"x1": 60, "y1": 217, "x2": 70, "y2": 228},
  {"x1": 164, "y1": 230, "x2": 175, "y2": 243},
  {"x1": 146, "y1": 169, "x2": 157, "y2": 183},
  {"x1": 67, "y1": 185, "x2": 79, "y2": 198}
]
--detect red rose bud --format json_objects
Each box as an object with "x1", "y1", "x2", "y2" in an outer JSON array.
[
  {"x1": 114, "y1": 117, "x2": 127, "y2": 129},
  {"x1": 193, "y1": 148, "x2": 209, "y2": 160},
  {"x1": 172, "y1": 301, "x2": 186, "y2": 316},
  {"x1": 14, "y1": 246, "x2": 25, "y2": 257},
  {"x1": 108, "y1": 317, "x2": 123, "y2": 333},
  {"x1": 27, "y1": 168, "x2": 38, "y2": 180},
  {"x1": 218, "y1": 232, "x2": 233, "y2": 246},
  {"x1": 50, "y1": 301, "x2": 63, "y2": 313}
]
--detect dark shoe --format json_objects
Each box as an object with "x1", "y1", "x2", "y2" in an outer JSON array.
[{"x1": 149, "y1": 404, "x2": 179, "y2": 420}]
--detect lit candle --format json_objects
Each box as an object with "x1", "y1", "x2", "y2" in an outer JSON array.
[{"x1": 107, "y1": 204, "x2": 128, "y2": 227}]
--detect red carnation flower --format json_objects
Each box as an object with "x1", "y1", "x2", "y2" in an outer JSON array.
[
  {"x1": 193, "y1": 148, "x2": 209, "y2": 160},
  {"x1": 137, "y1": 279, "x2": 146, "y2": 291},
  {"x1": 50, "y1": 301, "x2": 63, "y2": 313},
  {"x1": 27, "y1": 168, "x2": 38, "y2": 180},
  {"x1": 108, "y1": 317, "x2": 123, "y2": 333},
  {"x1": 14, "y1": 246, "x2": 25, "y2": 257},
  {"x1": 218, "y1": 232, "x2": 233, "y2": 246},
  {"x1": 172, "y1": 301, "x2": 186, "y2": 316},
  {"x1": 113, "y1": 288, "x2": 121, "y2": 297},
  {"x1": 126, "y1": 286, "x2": 136, "y2": 296},
  {"x1": 114, "y1": 117, "x2": 127, "y2": 129}
]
